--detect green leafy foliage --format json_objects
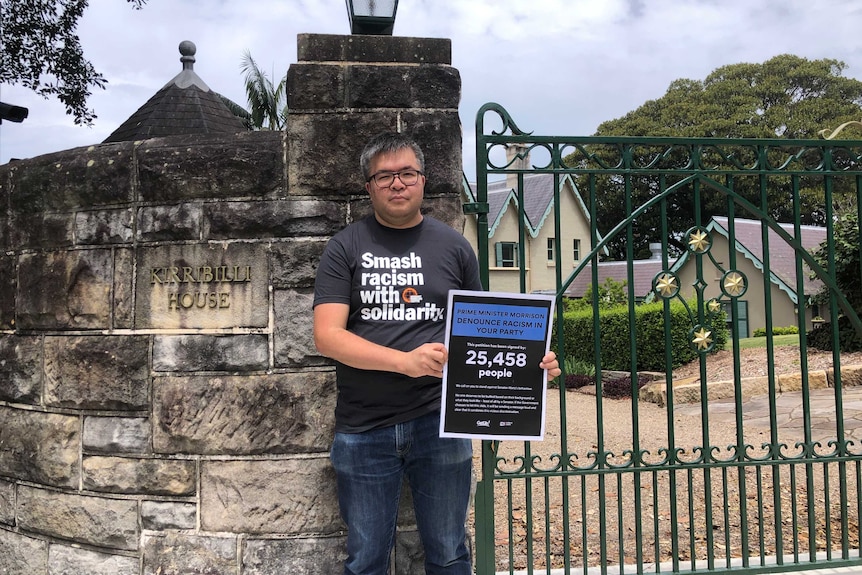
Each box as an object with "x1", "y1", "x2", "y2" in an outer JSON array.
[
  {"x1": 564, "y1": 55, "x2": 862, "y2": 260},
  {"x1": 553, "y1": 297, "x2": 723, "y2": 397},
  {"x1": 563, "y1": 277, "x2": 628, "y2": 312},
  {"x1": 753, "y1": 325, "x2": 800, "y2": 337},
  {"x1": 557, "y1": 356, "x2": 596, "y2": 391},
  {"x1": 563, "y1": 357, "x2": 596, "y2": 377},
  {"x1": 809, "y1": 208, "x2": 862, "y2": 351},
  {"x1": 810, "y1": 209, "x2": 861, "y2": 312},
  {"x1": 1, "y1": 0, "x2": 146, "y2": 125}
]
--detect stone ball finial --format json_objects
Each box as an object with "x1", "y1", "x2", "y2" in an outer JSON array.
[{"x1": 179, "y1": 40, "x2": 196, "y2": 70}]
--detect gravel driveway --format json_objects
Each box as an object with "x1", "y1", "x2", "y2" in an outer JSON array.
[{"x1": 469, "y1": 346, "x2": 862, "y2": 571}]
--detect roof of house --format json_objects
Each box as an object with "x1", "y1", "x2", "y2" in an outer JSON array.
[
  {"x1": 103, "y1": 41, "x2": 247, "y2": 144},
  {"x1": 563, "y1": 250, "x2": 665, "y2": 299},
  {"x1": 565, "y1": 216, "x2": 827, "y2": 302},
  {"x1": 671, "y1": 216, "x2": 826, "y2": 303},
  {"x1": 463, "y1": 173, "x2": 606, "y2": 246},
  {"x1": 487, "y1": 174, "x2": 554, "y2": 236}
]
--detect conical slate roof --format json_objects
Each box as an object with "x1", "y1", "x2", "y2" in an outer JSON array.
[{"x1": 103, "y1": 40, "x2": 247, "y2": 143}]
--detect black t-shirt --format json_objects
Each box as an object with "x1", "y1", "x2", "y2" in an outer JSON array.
[{"x1": 313, "y1": 215, "x2": 482, "y2": 432}]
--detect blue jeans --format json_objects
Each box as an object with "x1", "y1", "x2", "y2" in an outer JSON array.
[{"x1": 330, "y1": 410, "x2": 473, "y2": 575}]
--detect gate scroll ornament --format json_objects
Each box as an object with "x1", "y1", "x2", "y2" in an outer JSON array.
[{"x1": 472, "y1": 102, "x2": 862, "y2": 575}]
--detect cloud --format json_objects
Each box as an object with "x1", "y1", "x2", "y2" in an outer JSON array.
[{"x1": 2, "y1": 0, "x2": 862, "y2": 174}]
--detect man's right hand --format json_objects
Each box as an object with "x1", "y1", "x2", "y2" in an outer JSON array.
[
  {"x1": 315, "y1": 302, "x2": 448, "y2": 378},
  {"x1": 402, "y1": 342, "x2": 448, "y2": 378}
]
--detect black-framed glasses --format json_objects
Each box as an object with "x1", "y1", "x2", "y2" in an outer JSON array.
[{"x1": 367, "y1": 169, "x2": 424, "y2": 188}]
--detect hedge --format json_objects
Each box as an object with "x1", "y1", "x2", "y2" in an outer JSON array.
[
  {"x1": 553, "y1": 299, "x2": 727, "y2": 372},
  {"x1": 752, "y1": 325, "x2": 799, "y2": 337}
]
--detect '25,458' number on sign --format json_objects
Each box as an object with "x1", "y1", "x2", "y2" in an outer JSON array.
[{"x1": 465, "y1": 350, "x2": 527, "y2": 368}]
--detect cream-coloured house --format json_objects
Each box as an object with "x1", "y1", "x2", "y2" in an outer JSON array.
[
  {"x1": 463, "y1": 144, "x2": 827, "y2": 338},
  {"x1": 462, "y1": 169, "x2": 600, "y2": 294},
  {"x1": 670, "y1": 216, "x2": 826, "y2": 337}
]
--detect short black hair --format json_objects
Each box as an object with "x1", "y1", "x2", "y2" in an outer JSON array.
[{"x1": 360, "y1": 132, "x2": 425, "y2": 179}]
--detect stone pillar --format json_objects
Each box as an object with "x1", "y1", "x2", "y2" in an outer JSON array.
[
  {"x1": 287, "y1": 33, "x2": 464, "y2": 227},
  {"x1": 0, "y1": 33, "x2": 462, "y2": 575},
  {"x1": 286, "y1": 33, "x2": 464, "y2": 572}
]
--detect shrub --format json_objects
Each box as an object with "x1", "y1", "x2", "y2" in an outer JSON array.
[
  {"x1": 810, "y1": 210, "x2": 861, "y2": 314},
  {"x1": 564, "y1": 278, "x2": 628, "y2": 312},
  {"x1": 602, "y1": 373, "x2": 651, "y2": 400},
  {"x1": 563, "y1": 374, "x2": 594, "y2": 390},
  {"x1": 564, "y1": 356, "x2": 596, "y2": 377},
  {"x1": 558, "y1": 371, "x2": 653, "y2": 398},
  {"x1": 553, "y1": 299, "x2": 728, "y2": 372},
  {"x1": 753, "y1": 325, "x2": 799, "y2": 337},
  {"x1": 775, "y1": 326, "x2": 799, "y2": 336},
  {"x1": 559, "y1": 356, "x2": 598, "y2": 390},
  {"x1": 809, "y1": 209, "x2": 861, "y2": 351},
  {"x1": 807, "y1": 317, "x2": 862, "y2": 352}
]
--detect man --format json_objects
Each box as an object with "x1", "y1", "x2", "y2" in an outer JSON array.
[{"x1": 313, "y1": 132, "x2": 560, "y2": 575}]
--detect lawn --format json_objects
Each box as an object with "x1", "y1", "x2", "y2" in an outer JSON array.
[{"x1": 736, "y1": 333, "x2": 800, "y2": 349}]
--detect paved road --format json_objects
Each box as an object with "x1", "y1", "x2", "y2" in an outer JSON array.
[{"x1": 674, "y1": 386, "x2": 862, "y2": 445}]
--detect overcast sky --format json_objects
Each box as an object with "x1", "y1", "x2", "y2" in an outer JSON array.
[{"x1": 2, "y1": 0, "x2": 862, "y2": 179}]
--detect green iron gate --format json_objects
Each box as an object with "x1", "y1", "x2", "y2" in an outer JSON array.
[{"x1": 469, "y1": 103, "x2": 862, "y2": 574}]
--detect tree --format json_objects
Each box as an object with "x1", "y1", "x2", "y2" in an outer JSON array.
[
  {"x1": 1, "y1": 0, "x2": 146, "y2": 125},
  {"x1": 239, "y1": 51, "x2": 286, "y2": 130},
  {"x1": 808, "y1": 205, "x2": 862, "y2": 351},
  {"x1": 564, "y1": 277, "x2": 627, "y2": 312},
  {"x1": 566, "y1": 55, "x2": 862, "y2": 260}
]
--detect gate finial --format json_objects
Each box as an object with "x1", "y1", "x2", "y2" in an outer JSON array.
[{"x1": 818, "y1": 120, "x2": 862, "y2": 139}]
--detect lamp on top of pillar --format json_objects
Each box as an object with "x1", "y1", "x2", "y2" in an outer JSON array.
[
  {"x1": 0, "y1": 101, "x2": 29, "y2": 124},
  {"x1": 345, "y1": 0, "x2": 399, "y2": 35}
]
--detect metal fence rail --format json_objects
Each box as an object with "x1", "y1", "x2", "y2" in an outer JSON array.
[{"x1": 471, "y1": 103, "x2": 862, "y2": 574}]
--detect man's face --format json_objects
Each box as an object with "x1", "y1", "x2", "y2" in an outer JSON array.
[{"x1": 365, "y1": 147, "x2": 426, "y2": 229}]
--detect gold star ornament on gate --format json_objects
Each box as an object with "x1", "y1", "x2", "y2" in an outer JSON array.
[
  {"x1": 723, "y1": 271, "x2": 746, "y2": 297},
  {"x1": 692, "y1": 327, "x2": 713, "y2": 351},
  {"x1": 688, "y1": 229, "x2": 710, "y2": 253},
  {"x1": 654, "y1": 273, "x2": 679, "y2": 298}
]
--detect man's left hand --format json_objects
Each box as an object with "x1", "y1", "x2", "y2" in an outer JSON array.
[{"x1": 540, "y1": 351, "x2": 562, "y2": 380}]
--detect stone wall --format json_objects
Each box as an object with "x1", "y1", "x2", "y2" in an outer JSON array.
[{"x1": 0, "y1": 33, "x2": 463, "y2": 575}]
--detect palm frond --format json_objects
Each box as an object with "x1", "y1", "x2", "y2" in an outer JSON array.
[
  {"x1": 217, "y1": 93, "x2": 253, "y2": 130},
  {"x1": 240, "y1": 50, "x2": 287, "y2": 130}
]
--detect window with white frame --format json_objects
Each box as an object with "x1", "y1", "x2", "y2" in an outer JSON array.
[
  {"x1": 573, "y1": 238, "x2": 581, "y2": 262},
  {"x1": 547, "y1": 238, "x2": 555, "y2": 262}
]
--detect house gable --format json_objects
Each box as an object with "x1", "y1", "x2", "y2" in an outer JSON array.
[
  {"x1": 670, "y1": 217, "x2": 826, "y2": 304},
  {"x1": 462, "y1": 172, "x2": 609, "y2": 293}
]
